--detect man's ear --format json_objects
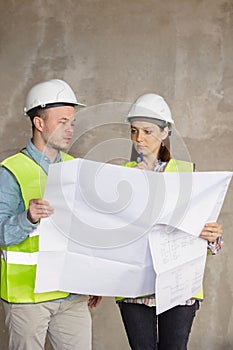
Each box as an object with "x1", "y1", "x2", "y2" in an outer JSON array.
[
  {"x1": 161, "y1": 126, "x2": 169, "y2": 140},
  {"x1": 33, "y1": 116, "x2": 44, "y2": 132}
]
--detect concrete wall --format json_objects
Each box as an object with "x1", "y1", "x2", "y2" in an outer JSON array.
[{"x1": 0, "y1": 0, "x2": 233, "y2": 349}]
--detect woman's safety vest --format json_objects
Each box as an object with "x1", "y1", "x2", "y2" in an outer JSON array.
[
  {"x1": 117, "y1": 158, "x2": 204, "y2": 302},
  {"x1": 0, "y1": 151, "x2": 73, "y2": 303}
]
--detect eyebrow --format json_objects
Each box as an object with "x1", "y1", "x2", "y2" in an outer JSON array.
[
  {"x1": 131, "y1": 126, "x2": 154, "y2": 131},
  {"x1": 59, "y1": 117, "x2": 76, "y2": 122}
]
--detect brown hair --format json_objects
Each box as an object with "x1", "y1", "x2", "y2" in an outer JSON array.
[{"x1": 158, "y1": 136, "x2": 171, "y2": 162}]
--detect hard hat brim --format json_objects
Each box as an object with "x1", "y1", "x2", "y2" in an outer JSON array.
[
  {"x1": 25, "y1": 101, "x2": 86, "y2": 117},
  {"x1": 127, "y1": 116, "x2": 173, "y2": 126}
]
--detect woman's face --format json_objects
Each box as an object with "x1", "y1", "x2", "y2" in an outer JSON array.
[{"x1": 130, "y1": 120, "x2": 168, "y2": 157}]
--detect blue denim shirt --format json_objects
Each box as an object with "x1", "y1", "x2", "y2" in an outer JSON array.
[
  {"x1": 0, "y1": 140, "x2": 79, "y2": 301},
  {"x1": 0, "y1": 139, "x2": 62, "y2": 246}
]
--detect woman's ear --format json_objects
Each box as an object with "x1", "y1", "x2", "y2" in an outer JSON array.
[{"x1": 161, "y1": 126, "x2": 169, "y2": 140}]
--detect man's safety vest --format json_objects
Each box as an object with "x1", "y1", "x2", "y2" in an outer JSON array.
[
  {"x1": 117, "y1": 158, "x2": 204, "y2": 302},
  {"x1": 0, "y1": 151, "x2": 73, "y2": 303}
]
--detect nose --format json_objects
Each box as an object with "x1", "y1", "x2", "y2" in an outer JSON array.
[
  {"x1": 66, "y1": 122, "x2": 74, "y2": 134},
  {"x1": 136, "y1": 130, "x2": 144, "y2": 143}
]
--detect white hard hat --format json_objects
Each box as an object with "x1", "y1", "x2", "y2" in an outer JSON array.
[
  {"x1": 24, "y1": 79, "x2": 86, "y2": 116},
  {"x1": 127, "y1": 93, "x2": 174, "y2": 124}
]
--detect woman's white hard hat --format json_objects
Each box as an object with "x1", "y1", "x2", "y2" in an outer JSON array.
[
  {"x1": 127, "y1": 93, "x2": 174, "y2": 124},
  {"x1": 24, "y1": 79, "x2": 86, "y2": 116}
]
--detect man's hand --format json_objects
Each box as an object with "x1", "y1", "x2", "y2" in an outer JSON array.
[
  {"x1": 199, "y1": 222, "x2": 223, "y2": 243},
  {"x1": 88, "y1": 295, "x2": 102, "y2": 308},
  {"x1": 27, "y1": 199, "x2": 54, "y2": 224}
]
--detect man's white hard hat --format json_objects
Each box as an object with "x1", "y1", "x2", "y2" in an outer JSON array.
[
  {"x1": 24, "y1": 79, "x2": 86, "y2": 116},
  {"x1": 127, "y1": 93, "x2": 174, "y2": 124}
]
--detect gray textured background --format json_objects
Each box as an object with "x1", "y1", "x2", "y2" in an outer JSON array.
[{"x1": 0, "y1": 1, "x2": 233, "y2": 349}]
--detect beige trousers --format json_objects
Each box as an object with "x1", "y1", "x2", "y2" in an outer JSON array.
[{"x1": 2, "y1": 295, "x2": 92, "y2": 350}]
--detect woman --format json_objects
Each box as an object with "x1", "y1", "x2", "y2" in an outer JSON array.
[{"x1": 117, "y1": 93, "x2": 223, "y2": 350}]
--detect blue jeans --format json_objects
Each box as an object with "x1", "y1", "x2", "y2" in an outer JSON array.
[{"x1": 119, "y1": 301, "x2": 199, "y2": 350}]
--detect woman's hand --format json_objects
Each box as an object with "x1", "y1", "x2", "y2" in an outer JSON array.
[
  {"x1": 134, "y1": 161, "x2": 154, "y2": 171},
  {"x1": 134, "y1": 161, "x2": 149, "y2": 170},
  {"x1": 199, "y1": 222, "x2": 223, "y2": 243}
]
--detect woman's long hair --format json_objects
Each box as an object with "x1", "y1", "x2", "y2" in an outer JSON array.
[{"x1": 158, "y1": 136, "x2": 171, "y2": 162}]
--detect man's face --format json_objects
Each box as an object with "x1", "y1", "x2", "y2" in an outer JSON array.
[{"x1": 41, "y1": 105, "x2": 75, "y2": 151}]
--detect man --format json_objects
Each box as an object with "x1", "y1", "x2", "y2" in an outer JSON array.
[{"x1": 0, "y1": 79, "x2": 101, "y2": 349}]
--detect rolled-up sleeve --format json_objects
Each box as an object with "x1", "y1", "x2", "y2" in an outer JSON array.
[
  {"x1": 0, "y1": 166, "x2": 37, "y2": 246},
  {"x1": 207, "y1": 235, "x2": 223, "y2": 255}
]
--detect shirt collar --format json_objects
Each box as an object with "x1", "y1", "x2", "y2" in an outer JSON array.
[{"x1": 23, "y1": 139, "x2": 62, "y2": 174}]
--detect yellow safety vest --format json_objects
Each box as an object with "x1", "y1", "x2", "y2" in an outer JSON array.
[
  {"x1": 0, "y1": 151, "x2": 73, "y2": 303},
  {"x1": 117, "y1": 158, "x2": 204, "y2": 302}
]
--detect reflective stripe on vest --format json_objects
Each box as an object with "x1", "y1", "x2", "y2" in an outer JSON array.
[
  {"x1": 0, "y1": 151, "x2": 73, "y2": 303},
  {"x1": 118, "y1": 158, "x2": 203, "y2": 302},
  {"x1": 1, "y1": 250, "x2": 38, "y2": 265}
]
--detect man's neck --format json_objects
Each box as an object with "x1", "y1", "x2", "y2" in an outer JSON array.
[
  {"x1": 31, "y1": 138, "x2": 59, "y2": 163},
  {"x1": 42, "y1": 147, "x2": 59, "y2": 163}
]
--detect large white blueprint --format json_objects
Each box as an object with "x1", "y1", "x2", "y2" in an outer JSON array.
[{"x1": 34, "y1": 158, "x2": 232, "y2": 313}]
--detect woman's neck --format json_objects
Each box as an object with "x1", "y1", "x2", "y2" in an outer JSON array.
[{"x1": 143, "y1": 153, "x2": 159, "y2": 170}]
